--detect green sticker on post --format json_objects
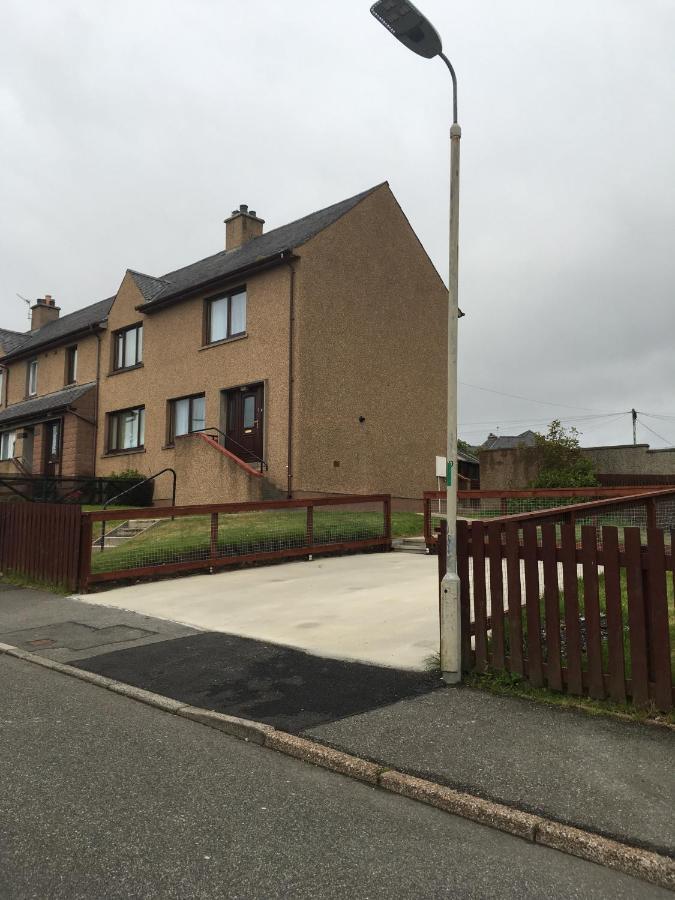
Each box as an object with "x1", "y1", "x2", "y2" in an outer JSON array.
[{"x1": 446, "y1": 460, "x2": 453, "y2": 486}]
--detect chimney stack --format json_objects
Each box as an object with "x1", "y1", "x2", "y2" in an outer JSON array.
[
  {"x1": 224, "y1": 204, "x2": 265, "y2": 250},
  {"x1": 31, "y1": 294, "x2": 61, "y2": 331}
]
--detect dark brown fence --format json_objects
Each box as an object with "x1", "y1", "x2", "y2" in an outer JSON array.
[
  {"x1": 438, "y1": 517, "x2": 674, "y2": 711},
  {"x1": 424, "y1": 486, "x2": 675, "y2": 550},
  {"x1": 0, "y1": 503, "x2": 82, "y2": 591},
  {"x1": 80, "y1": 494, "x2": 392, "y2": 589}
]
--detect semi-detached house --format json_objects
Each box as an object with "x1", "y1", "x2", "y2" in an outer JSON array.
[{"x1": 0, "y1": 183, "x2": 450, "y2": 506}]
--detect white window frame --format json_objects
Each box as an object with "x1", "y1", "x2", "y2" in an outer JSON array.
[
  {"x1": 28, "y1": 359, "x2": 38, "y2": 397},
  {"x1": 0, "y1": 430, "x2": 16, "y2": 461}
]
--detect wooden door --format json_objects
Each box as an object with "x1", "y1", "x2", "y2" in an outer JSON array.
[
  {"x1": 224, "y1": 384, "x2": 264, "y2": 463},
  {"x1": 43, "y1": 420, "x2": 62, "y2": 477}
]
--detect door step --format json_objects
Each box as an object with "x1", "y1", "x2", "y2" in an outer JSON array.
[{"x1": 392, "y1": 537, "x2": 428, "y2": 554}]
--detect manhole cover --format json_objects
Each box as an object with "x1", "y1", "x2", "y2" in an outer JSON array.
[{"x1": 0, "y1": 622, "x2": 158, "y2": 651}]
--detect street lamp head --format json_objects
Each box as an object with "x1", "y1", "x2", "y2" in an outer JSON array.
[{"x1": 370, "y1": 0, "x2": 442, "y2": 59}]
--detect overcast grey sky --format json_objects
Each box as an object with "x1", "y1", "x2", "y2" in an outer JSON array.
[{"x1": 1, "y1": 0, "x2": 673, "y2": 447}]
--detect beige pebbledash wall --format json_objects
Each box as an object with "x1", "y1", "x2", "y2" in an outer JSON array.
[
  {"x1": 290, "y1": 184, "x2": 447, "y2": 501},
  {"x1": 172, "y1": 433, "x2": 264, "y2": 505},
  {"x1": 4, "y1": 335, "x2": 99, "y2": 407},
  {"x1": 95, "y1": 268, "x2": 292, "y2": 496}
]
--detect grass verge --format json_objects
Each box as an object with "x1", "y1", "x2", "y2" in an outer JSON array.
[{"x1": 465, "y1": 670, "x2": 675, "y2": 726}]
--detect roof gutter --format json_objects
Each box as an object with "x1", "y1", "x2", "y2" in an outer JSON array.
[{"x1": 136, "y1": 250, "x2": 296, "y2": 313}]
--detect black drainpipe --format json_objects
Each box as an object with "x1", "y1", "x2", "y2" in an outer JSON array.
[
  {"x1": 91, "y1": 326, "x2": 102, "y2": 476},
  {"x1": 286, "y1": 259, "x2": 296, "y2": 498}
]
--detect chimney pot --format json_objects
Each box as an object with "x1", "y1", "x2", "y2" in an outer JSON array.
[
  {"x1": 31, "y1": 294, "x2": 61, "y2": 330},
  {"x1": 224, "y1": 204, "x2": 265, "y2": 251}
]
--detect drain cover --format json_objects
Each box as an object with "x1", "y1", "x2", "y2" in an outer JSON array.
[{"x1": 0, "y1": 622, "x2": 157, "y2": 651}]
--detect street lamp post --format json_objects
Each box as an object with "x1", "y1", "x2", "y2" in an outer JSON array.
[{"x1": 370, "y1": 0, "x2": 462, "y2": 682}]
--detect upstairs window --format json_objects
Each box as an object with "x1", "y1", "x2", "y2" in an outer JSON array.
[
  {"x1": 107, "y1": 406, "x2": 145, "y2": 453},
  {"x1": 205, "y1": 289, "x2": 246, "y2": 344},
  {"x1": 0, "y1": 430, "x2": 15, "y2": 461},
  {"x1": 168, "y1": 394, "x2": 206, "y2": 443},
  {"x1": 113, "y1": 323, "x2": 143, "y2": 371},
  {"x1": 27, "y1": 359, "x2": 38, "y2": 397},
  {"x1": 65, "y1": 345, "x2": 78, "y2": 385}
]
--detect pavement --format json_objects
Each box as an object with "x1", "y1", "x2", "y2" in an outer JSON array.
[
  {"x1": 2, "y1": 582, "x2": 674, "y2": 865},
  {"x1": 75, "y1": 552, "x2": 441, "y2": 670},
  {"x1": 1, "y1": 652, "x2": 668, "y2": 900}
]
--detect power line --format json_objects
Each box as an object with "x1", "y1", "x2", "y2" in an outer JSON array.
[
  {"x1": 636, "y1": 418, "x2": 674, "y2": 448},
  {"x1": 638, "y1": 411, "x2": 675, "y2": 422},
  {"x1": 459, "y1": 380, "x2": 614, "y2": 413},
  {"x1": 458, "y1": 411, "x2": 628, "y2": 428}
]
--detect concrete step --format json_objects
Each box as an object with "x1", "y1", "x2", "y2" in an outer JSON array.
[{"x1": 392, "y1": 537, "x2": 428, "y2": 554}]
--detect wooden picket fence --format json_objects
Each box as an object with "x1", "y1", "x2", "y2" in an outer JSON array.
[
  {"x1": 439, "y1": 518, "x2": 674, "y2": 711},
  {"x1": 0, "y1": 502, "x2": 83, "y2": 591}
]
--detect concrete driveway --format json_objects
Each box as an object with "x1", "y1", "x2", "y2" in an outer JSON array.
[{"x1": 78, "y1": 552, "x2": 439, "y2": 671}]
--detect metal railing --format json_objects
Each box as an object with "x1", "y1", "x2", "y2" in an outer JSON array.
[
  {"x1": 193, "y1": 426, "x2": 268, "y2": 473},
  {"x1": 99, "y1": 468, "x2": 177, "y2": 552}
]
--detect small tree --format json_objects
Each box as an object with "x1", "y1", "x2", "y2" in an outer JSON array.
[{"x1": 532, "y1": 419, "x2": 599, "y2": 488}]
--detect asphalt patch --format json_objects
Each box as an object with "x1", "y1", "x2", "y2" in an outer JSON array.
[{"x1": 74, "y1": 632, "x2": 442, "y2": 732}]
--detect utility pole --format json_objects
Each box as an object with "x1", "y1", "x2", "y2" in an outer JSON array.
[{"x1": 632, "y1": 409, "x2": 637, "y2": 446}]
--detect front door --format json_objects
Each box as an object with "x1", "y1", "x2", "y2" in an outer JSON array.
[
  {"x1": 224, "y1": 383, "x2": 264, "y2": 463},
  {"x1": 43, "y1": 420, "x2": 62, "y2": 477}
]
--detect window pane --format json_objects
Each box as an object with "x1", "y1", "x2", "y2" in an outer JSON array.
[
  {"x1": 230, "y1": 291, "x2": 246, "y2": 335},
  {"x1": 191, "y1": 396, "x2": 206, "y2": 432},
  {"x1": 209, "y1": 297, "x2": 228, "y2": 342},
  {"x1": 121, "y1": 410, "x2": 138, "y2": 449},
  {"x1": 174, "y1": 398, "x2": 190, "y2": 437},
  {"x1": 109, "y1": 416, "x2": 119, "y2": 451},
  {"x1": 243, "y1": 396, "x2": 256, "y2": 429},
  {"x1": 0, "y1": 432, "x2": 13, "y2": 460},
  {"x1": 136, "y1": 325, "x2": 143, "y2": 363},
  {"x1": 29, "y1": 361, "x2": 37, "y2": 394},
  {"x1": 138, "y1": 408, "x2": 145, "y2": 446},
  {"x1": 124, "y1": 329, "x2": 137, "y2": 368},
  {"x1": 115, "y1": 333, "x2": 124, "y2": 369}
]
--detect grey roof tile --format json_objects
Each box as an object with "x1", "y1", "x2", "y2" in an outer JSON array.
[
  {"x1": 482, "y1": 430, "x2": 538, "y2": 450},
  {"x1": 0, "y1": 328, "x2": 29, "y2": 354},
  {"x1": 0, "y1": 382, "x2": 96, "y2": 426},
  {"x1": 140, "y1": 183, "x2": 385, "y2": 308},
  {"x1": 2, "y1": 297, "x2": 113, "y2": 360},
  {"x1": 128, "y1": 270, "x2": 171, "y2": 302}
]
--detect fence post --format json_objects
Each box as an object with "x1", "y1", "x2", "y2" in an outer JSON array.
[
  {"x1": 210, "y1": 513, "x2": 219, "y2": 565},
  {"x1": 645, "y1": 497, "x2": 657, "y2": 530},
  {"x1": 306, "y1": 502, "x2": 314, "y2": 557},
  {"x1": 423, "y1": 496, "x2": 432, "y2": 549},
  {"x1": 77, "y1": 514, "x2": 93, "y2": 592},
  {"x1": 383, "y1": 495, "x2": 392, "y2": 547}
]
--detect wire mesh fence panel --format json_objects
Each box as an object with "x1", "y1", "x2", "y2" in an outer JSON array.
[{"x1": 84, "y1": 495, "x2": 392, "y2": 586}]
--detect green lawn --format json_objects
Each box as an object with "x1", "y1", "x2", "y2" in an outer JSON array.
[{"x1": 91, "y1": 510, "x2": 423, "y2": 574}]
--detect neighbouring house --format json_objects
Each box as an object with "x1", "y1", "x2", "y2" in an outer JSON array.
[
  {"x1": 482, "y1": 430, "x2": 537, "y2": 451},
  {"x1": 479, "y1": 437, "x2": 675, "y2": 490},
  {"x1": 0, "y1": 298, "x2": 111, "y2": 479},
  {"x1": 0, "y1": 183, "x2": 451, "y2": 505}
]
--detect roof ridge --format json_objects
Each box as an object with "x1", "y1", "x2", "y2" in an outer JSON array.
[{"x1": 158, "y1": 182, "x2": 387, "y2": 283}]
